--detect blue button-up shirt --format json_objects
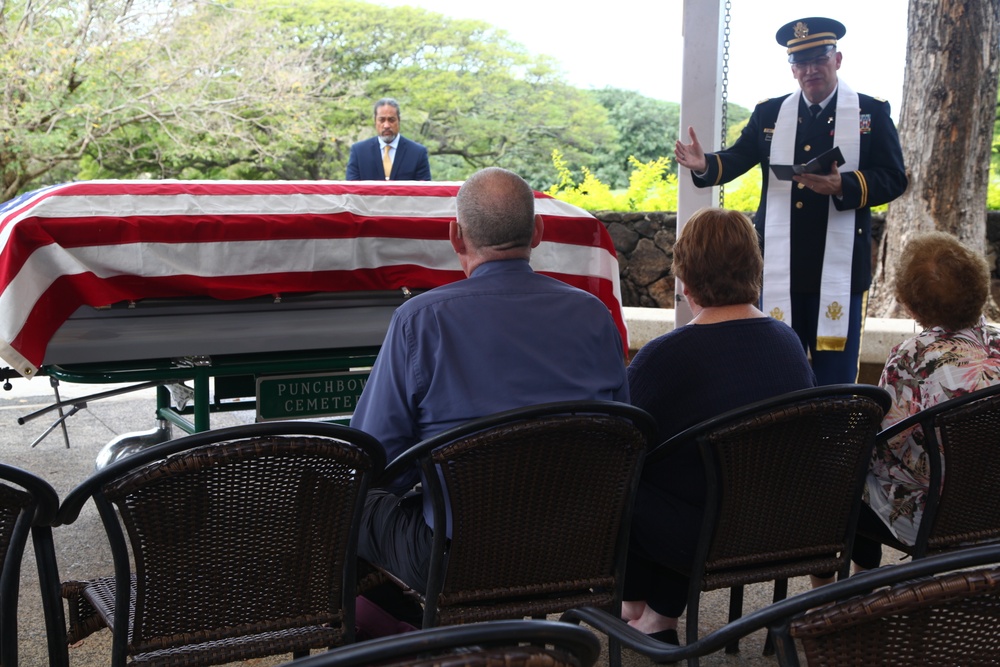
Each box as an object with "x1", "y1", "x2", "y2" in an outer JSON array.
[{"x1": 351, "y1": 258, "x2": 629, "y2": 529}]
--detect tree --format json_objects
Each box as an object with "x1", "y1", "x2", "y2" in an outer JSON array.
[
  {"x1": 586, "y1": 88, "x2": 750, "y2": 190},
  {"x1": 588, "y1": 88, "x2": 679, "y2": 189},
  {"x1": 0, "y1": 0, "x2": 332, "y2": 198},
  {"x1": 870, "y1": 0, "x2": 1000, "y2": 317},
  {"x1": 246, "y1": 0, "x2": 614, "y2": 189}
]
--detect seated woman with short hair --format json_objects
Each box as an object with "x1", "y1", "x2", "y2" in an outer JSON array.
[
  {"x1": 861, "y1": 231, "x2": 1000, "y2": 556},
  {"x1": 621, "y1": 207, "x2": 816, "y2": 643}
]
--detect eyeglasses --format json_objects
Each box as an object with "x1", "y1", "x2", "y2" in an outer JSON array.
[{"x1": 792, "y1": 55, "x2": 832, "y2": 71}]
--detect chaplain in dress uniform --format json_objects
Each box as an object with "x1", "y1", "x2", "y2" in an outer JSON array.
[{"x1": 675, "y1": 17, "x2": 907, "y2": 385}]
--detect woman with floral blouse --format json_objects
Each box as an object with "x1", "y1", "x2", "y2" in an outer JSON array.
[{"x1": 861, "y1": 231, "x2": 1000, "y2": 562}]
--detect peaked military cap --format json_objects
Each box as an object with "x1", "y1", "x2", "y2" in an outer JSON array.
[{"x1": 775, "y1": 17, "x2": 846, "y2": 63}]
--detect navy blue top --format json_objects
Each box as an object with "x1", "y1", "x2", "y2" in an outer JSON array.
[{"x1": 629, "y1": 317, "x2": 816, "y2": 505}]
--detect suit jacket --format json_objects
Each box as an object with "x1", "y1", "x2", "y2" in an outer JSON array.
[
  {"x1": 345, "y1": 135, "x2": 432, "y2": 181},
  {"x1": 693, "y1": 90, "x2": 907, "y2": 294}
]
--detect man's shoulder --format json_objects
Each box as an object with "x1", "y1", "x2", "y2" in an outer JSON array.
[
  {"x1": 350, "y1": 136, "x2": 377, "y2": 150},
  {"x1": 754, "y1": 93, "x2": 793, "y2": 111},
  {"x1": 395, "y1": 266, "x2": 600, "y2": 314},
  {"x1": 856, "y1": 92, "x2": 890, "y2": 104},
  {"x1": 398, "y1": 135, "x2": 428, "y2": 152},
  {"x1": 856, "y1": 92, "x2": 893, "y2": 112}
]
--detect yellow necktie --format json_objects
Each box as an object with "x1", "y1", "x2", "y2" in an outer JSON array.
[{"x1": 382, "y1": 144, "x2": 392, "y2": 180}]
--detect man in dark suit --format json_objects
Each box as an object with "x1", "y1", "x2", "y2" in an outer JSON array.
[
  {"x1": 346, "y1": 98, "x2": 432, "y2": 181},
  {"x1": 674, "y1": 17, "x2": 907, "y2": 385}
]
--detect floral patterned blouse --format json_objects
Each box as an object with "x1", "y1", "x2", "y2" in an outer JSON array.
[{"x1": 866, "y1": 316, "x2": 1000, "y2": 545}]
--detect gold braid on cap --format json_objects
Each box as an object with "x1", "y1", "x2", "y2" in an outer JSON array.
[{"x1": 786, "y1": 32, "x2": 838, "y2": 54}]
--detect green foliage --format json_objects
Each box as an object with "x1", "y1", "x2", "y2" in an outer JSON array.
[
  {"x1": 548, "y1": 150, "x2": 767, "y2": 214},
  {"x1": 720, "y1": 167, "x2": 762, "y2": 213},
  {"x1": 548, "y1": 151, "x2": 682, "y2": 212},
  {"x1": 989, "y1": 168, "x2": 1000, "y2": 210},
  {"x1": 545, "y1": 150, "x2": 618, "y2": 210},
  {"x1": 248, "y1": 0, "x2": 613, "y2": 188},
  {"x1": 16, "y1": 0, "x2": 1000, "y2": 220},
  {"x1": 588, "y1": 88, "x2": 680, "y2": 189},
  {"x1": 1, "y1": 0, "x2": 329, "y2": 196},
  {"x1": 623, "y1": 156, "x2": 677, "y2": 212}
]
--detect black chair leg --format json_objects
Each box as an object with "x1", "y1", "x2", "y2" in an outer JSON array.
[
  {"x1": 34, "y1": 526, "x2": 69, "y2": 667},
  {"x1": 608, "y1": 635, "x2": 623, "y2": 667},
  {"x1": 763, "y1": 578, "x2": 789, "y2": 656},
  {"x1": 724, "y1": 585, "x2": 744, "y2": 654}
]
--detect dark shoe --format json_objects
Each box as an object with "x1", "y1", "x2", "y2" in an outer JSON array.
[
  {"x1": 355, "y1": 595, "x2": 419, "y2": 641},
  {"x1": 358, "y1": 581, "x2": 424, "y2": 629},
  {"x1": 649, "y1": 628, "x2": 679, "y2": 645}
]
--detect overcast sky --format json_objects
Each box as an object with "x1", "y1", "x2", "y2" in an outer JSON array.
[{"x1": 375, "y1": 0, "x2": 908, "y2": 119}]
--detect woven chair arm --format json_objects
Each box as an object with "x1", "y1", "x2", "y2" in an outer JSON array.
[
  {"x1": 62, "y1": 580, "x2": 105, "y2": 645},
  {"x1": 0, "y1": 463, "x2": 59, "y2": 525},
  {"x1": 790, "y1": 566, "x2": 1000, "y2": 637},
  {"x1": 378, "y1": 443, "x2": 432, "y2": 489}
]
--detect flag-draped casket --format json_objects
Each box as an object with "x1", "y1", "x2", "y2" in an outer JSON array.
[{"x1": 0, "y1": 180, "x2": 626, "y2": 379}]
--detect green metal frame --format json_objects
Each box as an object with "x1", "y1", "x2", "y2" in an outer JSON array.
[{"x1": 44, "y1": 346, "x2": 381, "y2": 434}]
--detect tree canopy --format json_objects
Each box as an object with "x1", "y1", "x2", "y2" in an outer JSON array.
[
  {"x1": 0, "y1": 0, "x2": 751, "y2": 199},
  {"x1": 0, "y1": 0, "x2": 329, "y2": 198}
]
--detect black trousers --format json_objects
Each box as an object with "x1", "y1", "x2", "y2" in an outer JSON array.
[{"x1": 357, "y1": 489, "x2": 434, "y2": 593}]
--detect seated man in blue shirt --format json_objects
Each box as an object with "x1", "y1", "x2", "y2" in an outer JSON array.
[{"x1": 350, "y1": 166, "x2": 629, "y2": 594}]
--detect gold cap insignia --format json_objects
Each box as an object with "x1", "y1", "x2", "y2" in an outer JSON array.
[
  {"x1": 825, "y1": 301, "x2": 844, "y2": 321},
  {"x1": 794, "y1": 21, "x2": 809, "y2": 39},
  {"x1": 769, "y1": 307, "x2": 785, "y2": 322}
]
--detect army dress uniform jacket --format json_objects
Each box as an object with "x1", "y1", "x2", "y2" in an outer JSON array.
[{"x1": 692, "y1": 91, "x2": 907, "y2": 295}]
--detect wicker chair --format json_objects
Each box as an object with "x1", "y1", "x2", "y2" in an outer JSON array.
[
  {"x1": 864, "y1": 382, "x2": 1000, "y2": 558},
  {"x1": 374, "y1": 400, "x2": 655, "y2": 632},
  {"x1": 276, "y1": 619, "x2": 601, "y2": 667},
  {"x1": 55, "y1": 421, "x2": 384, "y2": 667},
  {"x1": 564, "y1": 542, "x2": 1000, "y2": 666},
  {"x1": 782, "y1": 559, "x2": 1000, "y2": 665},
  {"x1": 584, "y1": 384, "x2": 889, "y2": 666},
  {"x1": 659, "y1": 384, "x2": 889, "y2": 662},
  {"x1": 0, "y1": 464, "x2": 66, "y2": 667}
]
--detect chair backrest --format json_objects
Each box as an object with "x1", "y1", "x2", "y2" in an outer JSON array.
[
  {"x1": 57, "y1": 421, "x2": 384, "y2": 661},
  {"x1": 878, "y1": 382, "x2": 1000, "y2": 556},
  {"x1": 0, "y1": 464, "x2": 64, "y2": 667},
  {"x1": 404, "y1": 400, "x2": 655, "y2": 627},
  {"x1": 275, "y1": 619, "x2": 601, "y2": 667},
  {"x1": 651, "y1": 384, "x2": 890, "y2": 592},
  {"x1": 788, "y1": 560, "x2": 1000, "y2": 665}
]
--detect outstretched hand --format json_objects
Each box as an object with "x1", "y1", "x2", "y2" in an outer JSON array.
[
  {"x1": 674, "y1": 126, "x2": 707, "y2": 173},
  {"x1": 794, "y1": 162, "x2": 843, "y2": 197}
]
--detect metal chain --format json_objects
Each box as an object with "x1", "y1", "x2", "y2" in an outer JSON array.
[{"x1": 719, "y1": 0, "x2": 731, "y2": 207}]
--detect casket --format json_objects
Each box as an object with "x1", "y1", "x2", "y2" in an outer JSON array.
[{"x1": 0, "y1": 180, "x2": 624, "y2": 436}]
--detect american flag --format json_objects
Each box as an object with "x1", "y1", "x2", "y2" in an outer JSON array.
[{"x1": 0, "y1": 180, "x2": 626, "y2": 378}]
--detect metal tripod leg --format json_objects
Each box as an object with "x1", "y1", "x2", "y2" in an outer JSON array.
[
  {"x1": 29, "y1": 402, "x2": 83, "y2": 449},
  {"x1": 49, "y1": 377, "x2": 72, "y2": 448}
]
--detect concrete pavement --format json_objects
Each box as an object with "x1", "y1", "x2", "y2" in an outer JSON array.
[{"x1": 0, "y1": 377, "x2": 886, "y2": 666}]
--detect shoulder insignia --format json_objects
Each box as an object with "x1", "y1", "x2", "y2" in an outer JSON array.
[
  {"x1": 873, "y1": 96, "x2": 887, "y2": 103},
  {"x1": 757, "y1": 97, "x2": 771, "y2": 105}
]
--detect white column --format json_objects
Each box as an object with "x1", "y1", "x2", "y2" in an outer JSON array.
[{"x1": 675, "y1": 0, "x2": 726, "y2": 327}]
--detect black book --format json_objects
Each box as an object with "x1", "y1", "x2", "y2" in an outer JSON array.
[{"x1": 770, "y1": 146, "x2": 845, "y2": 181}]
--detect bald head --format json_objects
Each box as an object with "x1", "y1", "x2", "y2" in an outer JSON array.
[{"x1": 456, "y1": 167, "x2": 536, "y2": 251}]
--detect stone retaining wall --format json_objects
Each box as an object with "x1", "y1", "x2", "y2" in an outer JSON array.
[{"x1": 600, "y1": 211, "x2": 1000, "y2": 309}]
